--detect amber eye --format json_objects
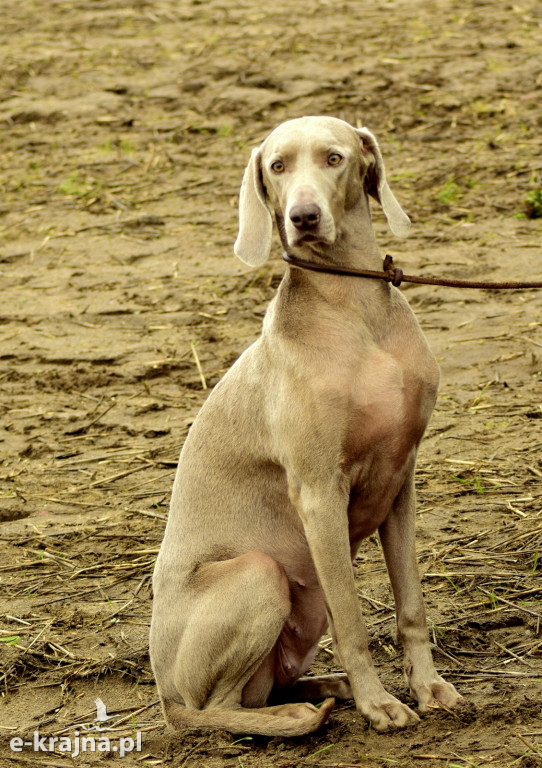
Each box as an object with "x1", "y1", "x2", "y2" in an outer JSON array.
[
  {"x1": 271, "y1": 160, "x2": 285, "y2": 174},
  {"x1": 328, "y1": 152, "x2": 343, "y2": 166}
]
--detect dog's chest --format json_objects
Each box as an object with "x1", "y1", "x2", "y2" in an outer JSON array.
[{"x1": 341, "y1": 345, "x2": 436, "y2": 534}]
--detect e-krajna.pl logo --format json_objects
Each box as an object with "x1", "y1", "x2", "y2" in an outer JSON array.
[{"x1": 9, "y1": 698, "x2": 142, "y2": 759}]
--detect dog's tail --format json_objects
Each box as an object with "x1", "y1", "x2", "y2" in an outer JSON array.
[{"x1": 163, "y1": 697, "x2": 334, "y2": 737}]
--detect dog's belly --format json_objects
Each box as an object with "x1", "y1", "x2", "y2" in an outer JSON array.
[{"x1": 274, "y1": 579, "x2": 328, "y2": 687}]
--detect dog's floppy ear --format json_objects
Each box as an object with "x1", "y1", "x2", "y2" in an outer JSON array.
[
  {"x1": 234, "y1": 147, "x2": 273, "y2": 267},
  {"x1": 355, "y1": 128, "x2": 411, "y2": 238}
]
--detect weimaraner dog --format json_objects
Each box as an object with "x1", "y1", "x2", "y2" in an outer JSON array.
[{"x1": 150, "y1": 116, "x2": 462, "y2": 736}]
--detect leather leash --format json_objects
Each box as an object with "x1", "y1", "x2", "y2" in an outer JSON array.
[{"x1": 283, "y1": 253, "x2": 542, "y2": 290}]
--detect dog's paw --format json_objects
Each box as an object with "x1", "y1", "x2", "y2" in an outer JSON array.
[
  {"x1": 285, "y1": 697, "x2": 335, "y2": 732},
  {"x1": 412, "y1": 673, "x2": 463, "y2": 713},
  {"x1": 358, "y1": 693, "x2": 420, "y2": 732}
]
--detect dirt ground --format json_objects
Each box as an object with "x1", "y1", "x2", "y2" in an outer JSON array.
[{"x1": 1, "y1": 0, "x2": 541, "y2": 766}]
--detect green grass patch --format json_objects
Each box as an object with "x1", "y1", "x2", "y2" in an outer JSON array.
[{"x1": 525, "y1": 189, "x2": 542, "y2": 219}]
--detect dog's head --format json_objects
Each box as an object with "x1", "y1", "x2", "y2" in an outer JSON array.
[{"x1": 234, "y1": 116, "x2": 410, "y2": 267}]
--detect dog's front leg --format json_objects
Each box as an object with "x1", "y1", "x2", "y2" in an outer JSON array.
[
  {"x1": 378, "y1": 473, "x2": 463, "y2": 712},
  {"x1": 294, "y1": 482, "x2": 419, "y2": 731}
]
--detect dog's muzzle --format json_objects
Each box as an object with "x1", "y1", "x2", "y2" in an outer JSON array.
[{"x1": 289, "y1": 203, "x2": 321, "y2": 232}]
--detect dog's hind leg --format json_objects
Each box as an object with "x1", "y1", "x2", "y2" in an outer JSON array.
[{"x1": 163, "y1": 551, "x2": 334, "y2": 736}]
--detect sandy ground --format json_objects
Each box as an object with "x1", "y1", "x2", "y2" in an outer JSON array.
[{"x1": 1, "y1": 0, "x2": 541, "y2": 766}]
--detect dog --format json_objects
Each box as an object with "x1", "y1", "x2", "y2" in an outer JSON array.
[{"x1": 149, "y1": 116, "x2": 462, "y2": 736}]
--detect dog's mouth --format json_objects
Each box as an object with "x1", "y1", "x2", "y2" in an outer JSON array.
[
  {"x1": 282, "y1": 208, "x2": 336, "y2": 251},
  {"x1": 291, "y1": 231, "x2": 335, "y2": 249}
]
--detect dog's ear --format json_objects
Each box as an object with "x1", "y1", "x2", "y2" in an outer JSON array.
[
  {"x1": 234, "y1": 147, "x2": 273, "y2": 267},
  {"x1": 355, "y1": 128, "x2": 411, "y2": 238}
]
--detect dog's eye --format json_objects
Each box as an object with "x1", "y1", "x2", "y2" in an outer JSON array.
[
  {"x1": 270, "y1": 160, "x2": 285, "y2": 174},
  {"x1": 328, "y1": 153, "x2": 343, "y2": 166}
]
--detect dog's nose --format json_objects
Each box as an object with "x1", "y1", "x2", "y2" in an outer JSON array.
[{"x1": 289, "y1": 203, "x2": 321, "y2": 231}]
